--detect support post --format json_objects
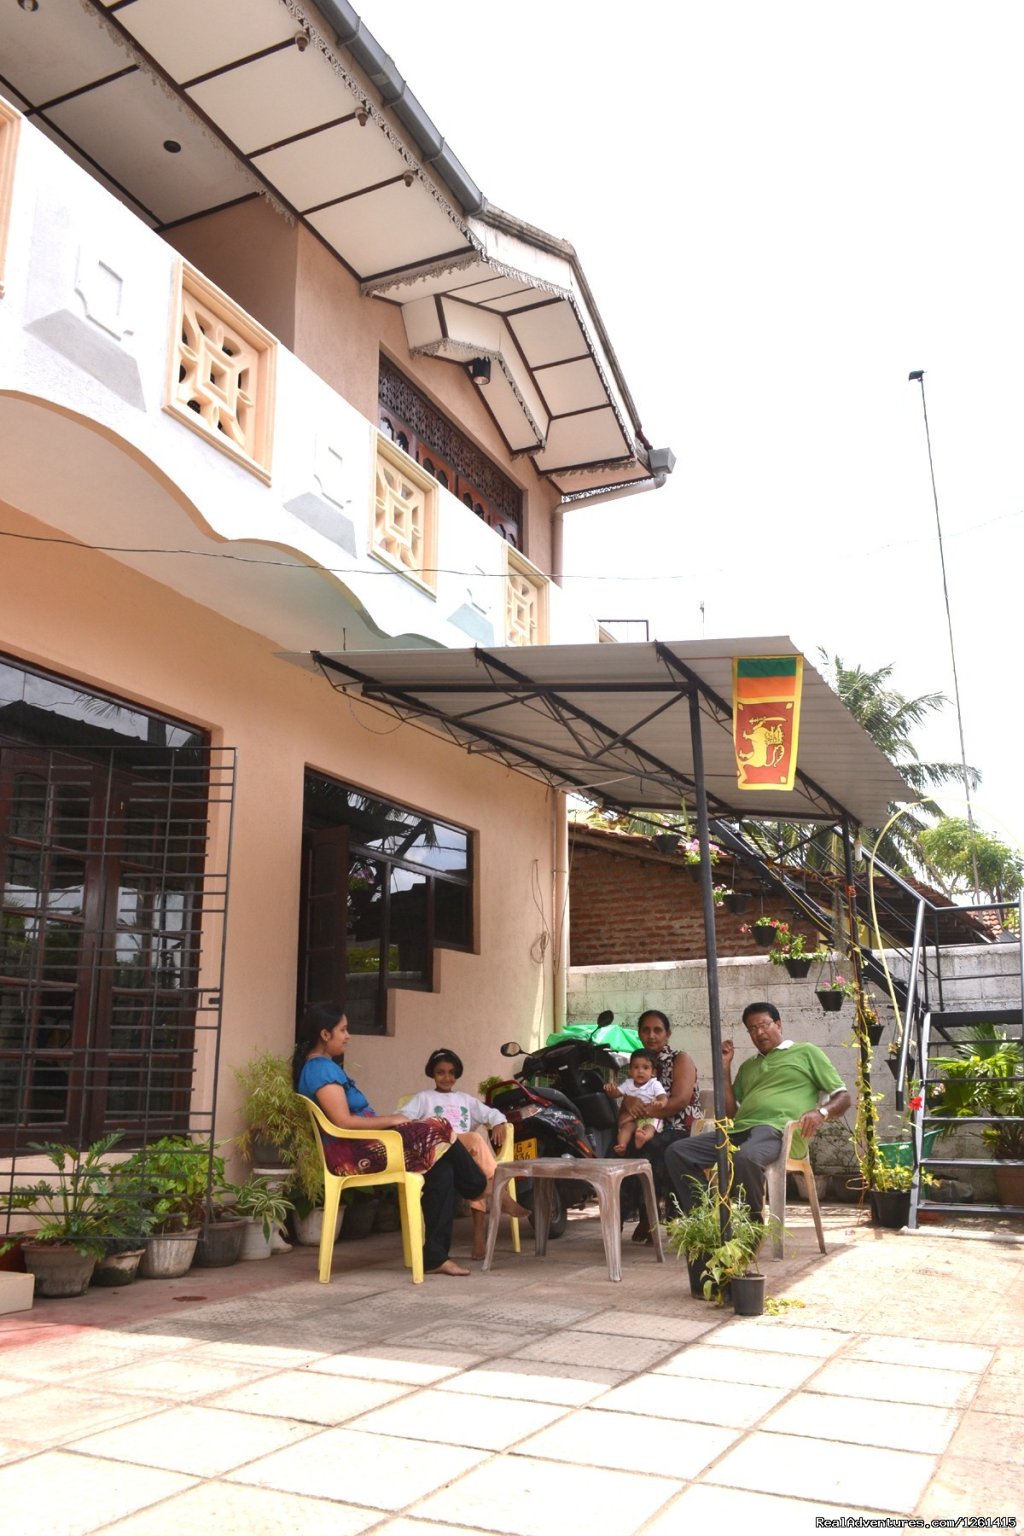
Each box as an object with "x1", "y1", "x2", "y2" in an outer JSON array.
[{"x1": 688, "y1": 692, "x2": 730, "y2": 1228}]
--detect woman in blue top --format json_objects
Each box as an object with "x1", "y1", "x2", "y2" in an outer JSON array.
[{"x1": 294, "y1": 1001, "x2": 486, "y2": 1276}]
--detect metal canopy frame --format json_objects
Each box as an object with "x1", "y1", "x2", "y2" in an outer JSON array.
[{"x1": 301, "y1": 638, "x2": 912, "y2": 1146}]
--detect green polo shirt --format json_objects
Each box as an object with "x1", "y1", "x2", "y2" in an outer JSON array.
[{"x1": 732, "y1": 1041, "x2": 844, "y2": 1157}]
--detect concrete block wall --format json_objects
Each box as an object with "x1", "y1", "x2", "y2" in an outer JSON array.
[{"x1": 567, "y1": 945, "x2": 1021, "y2": 1165}]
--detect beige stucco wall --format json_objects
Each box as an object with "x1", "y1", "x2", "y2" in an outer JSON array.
[
  {"x1": 163, "y1": 202, "x2": 558, "y2": 573},
  {"x1": 1, "y1": 486, "x2": 559, "y2": 1162}
]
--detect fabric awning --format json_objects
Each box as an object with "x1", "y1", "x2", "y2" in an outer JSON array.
[{"x1": 297, "y1": 637, "x2": 913, "y2": 827}]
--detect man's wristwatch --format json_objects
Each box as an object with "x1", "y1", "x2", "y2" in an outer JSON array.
[{"x1": 818, "y1": 1104, "x2": 829, "y2": 1119}]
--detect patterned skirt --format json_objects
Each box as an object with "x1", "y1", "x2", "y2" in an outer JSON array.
[{"x1": 321, "y1": 1117, "x2": 452, "y2": 1177}]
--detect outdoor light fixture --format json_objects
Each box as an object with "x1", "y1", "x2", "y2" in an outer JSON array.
[
  {"x1": 468, "y1": 357, "x2": 491, "y2": 386},
  {"x1": 163, "y1": 140, "x2": 182, "y2": 154},
  {"x1": 18, "y1": 0, "x2": 40, "y2": 12},
  {"x1": 356, "y1": 105, "x2": 369, "y2": 126}
]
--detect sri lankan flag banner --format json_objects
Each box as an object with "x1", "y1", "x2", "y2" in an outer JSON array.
[{"x1": 733, "y1": 655, "x2": 804, "y2": 791}]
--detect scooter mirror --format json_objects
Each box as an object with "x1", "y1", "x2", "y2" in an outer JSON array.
[
  {"x1": 597, "y1": 1009, "x2": 614, "y2": 1027},
  {"x1": 499, "y1": 1041, "x2": 523, "y2": 1058}
]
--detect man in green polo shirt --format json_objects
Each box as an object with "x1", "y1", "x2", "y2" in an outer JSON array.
[{"x1": 665, "y1": 1001, "x2": 850, "y2": 1217}]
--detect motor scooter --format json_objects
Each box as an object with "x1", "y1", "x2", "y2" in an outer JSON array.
[{"x1": 485, "y1": 1032, "x2": 622, "y2": 1236}]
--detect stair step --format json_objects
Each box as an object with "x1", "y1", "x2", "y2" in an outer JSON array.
[
  {"x1": 922, "y1": 1157, "x2": 1024, "y2": 1168},
  {"x1": 916, "y1": 1201, "x2": 1024, "y2": 1215}
]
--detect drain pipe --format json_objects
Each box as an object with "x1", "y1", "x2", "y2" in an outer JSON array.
[{"x1": 552, "y1": 793, "x2": 569, "y2": 1034}]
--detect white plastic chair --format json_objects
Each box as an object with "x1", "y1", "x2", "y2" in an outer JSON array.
[
  {"x1": 765, "y1": 1119, "x2": 826, "y2": 1259},
  {"x1": 692, "y1": 1117, "x2": 826, "y2": 1259}
]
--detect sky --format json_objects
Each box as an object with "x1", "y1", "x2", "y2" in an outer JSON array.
[{"x1": 356, "y1": 1, "x2": 1024, "y2": 853}]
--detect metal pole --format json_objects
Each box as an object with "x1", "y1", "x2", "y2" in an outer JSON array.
[
  {"x1": 688, "y1": 691, "x2": 731, "y2": 1224},
  {"x1": 908, "y1": 370, "x2": 981, "y2": 899}
]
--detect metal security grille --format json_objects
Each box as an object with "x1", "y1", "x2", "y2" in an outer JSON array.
[{"x1": 0, "y1": 743, "x2": 234, "y2": 1180}]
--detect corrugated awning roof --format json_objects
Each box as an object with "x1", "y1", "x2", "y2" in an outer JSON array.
[{"x1": 297, "y1": 637, "x2": 913, "y2": 827}]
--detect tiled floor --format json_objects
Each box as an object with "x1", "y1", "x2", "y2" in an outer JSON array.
[{"x1": 0, "y1": 1200, "x2": 1021, "y2": 1534}]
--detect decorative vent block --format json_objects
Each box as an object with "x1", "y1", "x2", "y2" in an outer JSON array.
[
  {"x1": 166, "y1": 262, "x2": 276, "y2": 481},
  {"x1": 0, "y1": 97, "x2": 22, "y2": 302},
  {"x1": 372, "y1": 436, "x2": 437, "y2": 594},
  {"x1": 506, "y1": 550, "x2": 547, "y2": 646}
]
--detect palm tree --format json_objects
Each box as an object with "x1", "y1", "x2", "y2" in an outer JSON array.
[{"x1": 818, "y1": 652, "x2": 980, "y2": 874}]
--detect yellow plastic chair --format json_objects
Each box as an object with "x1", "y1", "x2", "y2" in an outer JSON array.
[
  {"x1": 495, "y1": 1120, "x2": 522, "y2": 1255},
  {"x1": 395, "y1": 1098, "x2": 521, "y2": 1255},
  {"x1": 296, "y1": 1094, "x2": 446, "y2": 1285}
]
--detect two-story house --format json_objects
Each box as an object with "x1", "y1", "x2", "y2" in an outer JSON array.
[{"x1": 0, "y1": 1, "x2": 671, "y2": 1160}]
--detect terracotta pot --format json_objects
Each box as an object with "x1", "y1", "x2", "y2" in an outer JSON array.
[
  {"x1": 22, "y1": 1242, "x2": 96, "y2": 1298},
  {"x1": 140, "y1": 1229, "x2": 200, "y2": 1279}
]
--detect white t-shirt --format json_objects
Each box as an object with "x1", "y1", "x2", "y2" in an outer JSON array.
[
  {"x1": 618, "y1": 1077, "x2": 665, "y2": 1108},
  {"x1": 398, "y1": 1089, "x2": 506, "y2": 1136}
]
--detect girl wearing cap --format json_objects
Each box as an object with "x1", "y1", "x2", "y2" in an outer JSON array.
[{"x1": 399, "y1": 1049, "x2": 526, "y2": 1258}]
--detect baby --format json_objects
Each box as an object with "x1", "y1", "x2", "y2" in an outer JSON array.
[{"x1": 605, "y1": 1048, "x2": 668, "y2": 1154}]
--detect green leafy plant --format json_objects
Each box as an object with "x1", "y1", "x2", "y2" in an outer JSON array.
[
  {"x1": 113, "y1": 1137, "x2": 214, "y2": 1233},
  {"x1": 663, "y1": 1121, "x2": 773, "y2": 1304},
  {"x1": 233, "y1": 1050, "x2": 323, "y2": 1205},
  {"x1": 928, "y1": 1028, "x2": 1024, "y2": 1160},
  {"x1": 1, "y1": 1133, "x2": 131, "y2": 1258},
  {"x1": 229, "y1": 1177, "x2": 294, "y2": 1241},
  {"x1": 768, "y1": 932, "x2": 830, "y2": 966}
]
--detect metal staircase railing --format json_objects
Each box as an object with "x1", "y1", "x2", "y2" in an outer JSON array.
[{"x1": 900, "y1": 894, "x2": 1024, "y2": 1227}]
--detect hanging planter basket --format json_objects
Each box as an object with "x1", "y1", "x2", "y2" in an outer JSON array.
[
  {"x1": 866, "y1": 1023, "x2": 884, "y2": 1047},
  {"x1": 816, "y1": 989, "x2": 845, "y2": 1012},
  {"x1": 885, "y1": 1053, "x2": 916, "y2": 1082},
  {"x1": 783, "y1": 958, "x2": 812, "y2": 979},
  {"x1": 724, "y1": 892, "x2": 750, "y2": 915},
  {"x1": 751, "y1": 924, "x2": 777, "y2": 948},
  {"x1": 652, "y1": 833, "x2": 680, "y2": 855}
]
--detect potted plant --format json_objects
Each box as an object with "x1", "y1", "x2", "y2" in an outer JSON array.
[
  {"x1": 723, "y1": 890, "x2": 750, "y2": 915},
  {"x1": 681, "y1": 837, "x2": 722, "y2": 881},
  {"x1": 232, "y1": 1177, "x2": 294, "y2": 1260},
  {"x1": 664, "y1": 1180, "x2": 723, "y2": 1298},
  {"x1": 114, "y1": 1137, "x2": 213, "y2": 1278},
  {"x1": 651, "y1": 832, "x2": 680, "y2": 855},
  {"x1": 193, "y1": 1155, "x2": 247, "y2": 1268},
  {"x1": 0, "y1": 1133, "x2": 126, "y2": 1297},
  {"x1": 742, "y1": 916, "x2": 787, "y2": 949},
  {"x1": 816, "y1": 974, "x2": 854, "y2": 1012},
  {"x1": 339, "y1": 1187, "x2": 380, "y2": 1239},
  {"x1": 769, "y1": 932, "x2": 830, "y2": 979},
  {"x1": 700, "y1": 1192, "x2": 768, "y2": 1314},
  {"x1": 234, "y1": 1050, "x2": 310, "y2": 1169},
  {"x1": 928, "y1": 1029, "x2": 1024, "y2": 1205}
]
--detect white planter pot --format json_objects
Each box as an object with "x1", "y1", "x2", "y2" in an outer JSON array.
[
  {"x1": 240, "y1": 1219, "x2": 273, "y2": 1261},
  {"x1": 292, "y1": 1206, "x2": 344, "y2": 1247},
  {"x1": 140, "y1": 1230, "x2": 200, "y2": 1279}
]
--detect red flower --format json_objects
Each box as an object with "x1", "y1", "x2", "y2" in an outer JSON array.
[{"x1": 908, "y1": 1094, "x2": 923, "y2": 1112}]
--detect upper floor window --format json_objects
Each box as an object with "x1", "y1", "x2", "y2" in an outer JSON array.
[{"x1": 378, "y1": 356, "x2": 523, "y2": 550}]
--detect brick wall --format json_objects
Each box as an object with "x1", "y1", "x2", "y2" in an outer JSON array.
[{"x1": 568, "y1": 840, "x2": 798, "y2": 966}]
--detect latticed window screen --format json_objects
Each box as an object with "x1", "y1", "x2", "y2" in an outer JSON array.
[
  {"x1": 0, "y1": 745, "x2": 233, "y2": 1154},
  {"x1": 506, "y1": 557, "x2": 546, "y2": 646},
  {"x1": 373, "y1": 442, "x2": 435, "y2": 590},
  {"x1": 167, "y1": 263, "x2": 275, "y2": 476}
]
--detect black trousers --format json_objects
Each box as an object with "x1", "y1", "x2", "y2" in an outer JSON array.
[
  {"x1": 664, "y1": 1125, "x2": 784, "y2": 1219},
  {"x1": 621, "y1": 1127, "x2": 691, "y2": 1218},
  {"x1": 421, "y1": 1137, "x2": 487, "y2": 1270}
]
